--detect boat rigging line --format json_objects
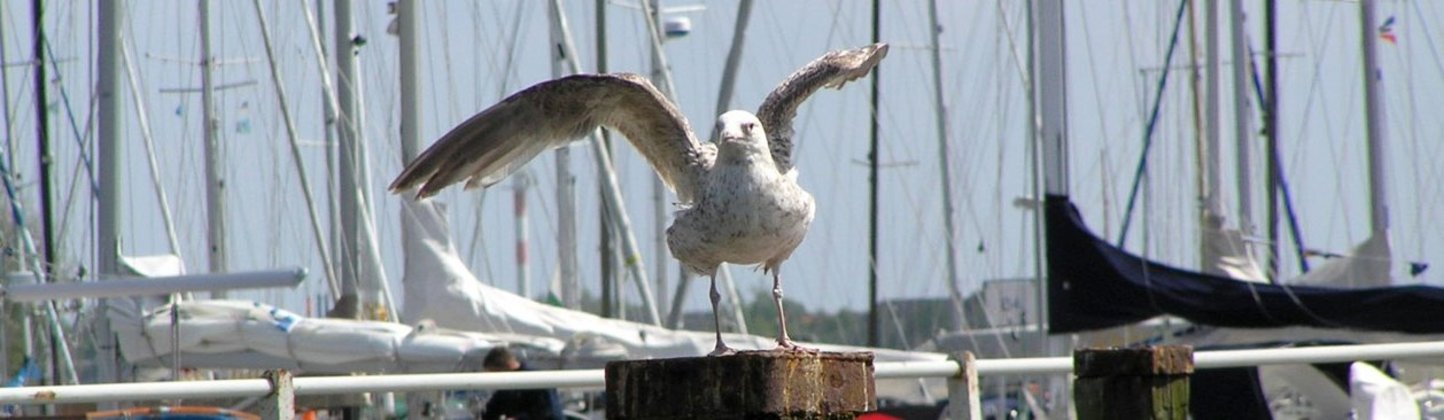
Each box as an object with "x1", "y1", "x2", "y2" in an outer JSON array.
[{"x1": 1114, "y1": 0, "x2": 1188, "y2": 250}]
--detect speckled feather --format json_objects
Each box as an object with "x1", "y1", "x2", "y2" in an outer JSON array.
[
  {"x1": 388, "y1": 73, "x2": 714, "y2": 202},
  {"x1": 757, "y1": 43, "x2": 889, "y2": 174},
  {"x1": 390, "y1": 44, "x2": 887, "y2": 276}
]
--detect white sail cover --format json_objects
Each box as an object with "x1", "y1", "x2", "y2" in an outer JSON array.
[
  {"x1": 1350, "y1": 362, "x2": 1421, "y2": 420},
  {"x1": 1293, "y1": 233, "x2": 1393, "y2": 288},
  {"x1": 110, "y1": 299, "x2": 565, "y2": 374},
  {"x1": 108, "y1": 198, "x2": 941, "y2": 379},
  {"x1": 400, "y1": 198, "x2": 945, "y2": 364},
  {"x1": 1198, "y1": 213, "x2": 1268, "y2": 283}
]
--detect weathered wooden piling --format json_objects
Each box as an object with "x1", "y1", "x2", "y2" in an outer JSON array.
[
  {"x1": 1073, "y1": 345, "x2": 1193, "y2": 420},
  {"x1": 605, "y1": 350, "x2": 875, "y2": 419}
]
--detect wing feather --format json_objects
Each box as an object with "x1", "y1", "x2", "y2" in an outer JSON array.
[
  {"x1": 756, "y1": 43, "x2": 889, "y2": 172},
  {"x1": 390, "y1": 74, "x2": 711, "y2": 201}
]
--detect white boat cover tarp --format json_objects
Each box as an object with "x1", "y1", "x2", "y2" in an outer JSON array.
[
  {"x1": 108, "y1": 198, "x2": 941, "y2": 379},
  {"x1": 1350, "y1": 361, "x2": 1421, "y2": 420},
  {"x1": 399, "y1": 198, "x2": 945, "y2": 364},
  {"x1": 1293, "y1": 233, "x2": 1393, "y2": 288},
  {"x1": 110, "y1": 299, "x2": 565, "y2": 374}
]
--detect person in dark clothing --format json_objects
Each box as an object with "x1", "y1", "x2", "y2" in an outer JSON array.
[{"x1": 480, "y1": 347, "x2": 565, "y2": 420}]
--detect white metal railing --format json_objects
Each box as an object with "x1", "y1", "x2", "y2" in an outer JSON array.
[{"x1": 2, "y1": 340, "x2": 1443, "y2": 406}]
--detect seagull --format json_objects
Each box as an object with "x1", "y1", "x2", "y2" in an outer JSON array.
[{"x1": 390, "y1": 43, "x2": 889, "y2": 355}]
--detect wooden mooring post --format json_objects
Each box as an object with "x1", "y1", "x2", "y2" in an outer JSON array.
[
  {"x1": 946, "y1": 352, "x2": 982, "y2": 420},
  {"x1": 605, "y1": 350, "x2": 875, "y2": 419},
  {"x1": 1073, "y1": 345, "x2": 1193, "y2": 420},
  {"x1": 260, "y1": 369, "x2": 295, "y2": 420}
]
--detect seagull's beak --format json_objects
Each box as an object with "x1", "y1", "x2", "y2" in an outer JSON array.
[{"x1": 719, "y1": 126, "x2": 746, "y2": 144}]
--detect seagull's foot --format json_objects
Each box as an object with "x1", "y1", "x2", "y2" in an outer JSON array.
[
  {"x1": 708, "y1": 343, "x2": 737, "y2": 357},
  {"x1": 774, "y1": 338, "x2": 819, "y2": 353}
]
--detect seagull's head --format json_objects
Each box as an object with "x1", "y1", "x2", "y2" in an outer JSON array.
[{"x1": 715, "y1": 110, "x2": 771, "y2": 160}]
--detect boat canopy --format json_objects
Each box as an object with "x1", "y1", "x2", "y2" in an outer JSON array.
[{"x1": 1045, "y1": 194, "x2": 1444, "y2": 334}]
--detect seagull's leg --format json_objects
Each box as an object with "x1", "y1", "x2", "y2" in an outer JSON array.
[
  {"x1": 772, "y1": 268, "x2": 817, "y2": 352},
  {"x1": 707, "y1": 273, "x2": 735, "y2": 356}
]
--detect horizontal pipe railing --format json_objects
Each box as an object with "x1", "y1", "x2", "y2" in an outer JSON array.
[{"x1": 4, "y1": 340, "x2": 1443, "y2": 405}]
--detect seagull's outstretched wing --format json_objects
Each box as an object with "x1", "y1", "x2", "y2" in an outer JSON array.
[
  {"x1": 391, "y1": 73, "x2": 711, "y2": 201},
  {"x1": 756, "y1": 43, "x2": 889, "y2": 173}
]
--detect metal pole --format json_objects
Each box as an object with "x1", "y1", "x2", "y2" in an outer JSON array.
[
  {"x1": 32, "y1": 0, "x2": 55, "y2": 286},
  {"x1": 711, "y1": 0, "x2": 753, "y2": 130},
  {"x1": 1036, "y1": 0, "x2": 1069, "y2": 196},
  {"x1": 646, "y1": 0, "x2": 671, "y2": 320},
  {"x1": 553, "y1": 0, "x2": 661, "y2": 325},
  {"x1": 333, "y1": 0, "x2": 360, "y2": 310},
  {"x1": 1228, "y1": 0, "x2": 1255, "y2": 241},
  {"x1": 514, "y1": 175, "x2": 530, "y2": 297},
  {"x1": 1201, "y1": 0, "x2": 1226, "y2": 274},
  {"x1": 397, "y1": 0, "x2": 420, "y2": 162},
  {"x1": 97, "y1": 0, "x2": 123, "y2": 386},
  {"x1": 1359, "y1": 0, "x2": 1389, "y2": 238},
  {"x1": 0, "y1": 2, "x2": 16, "y2": 185},
  {"x1": 1264, "y1": 0, "x2": 1281, "y2": 281},
  {"x1": 30, "y1": 0, "x2": 58, "y2": 395},
  {"x1": 315, "y1": 0, "x2": 342, "y2": 299},
  {"x1": 927, "y1": 0, "x2": 965, "y2": 332},
  {"x1": 396, "y1": 0, "x2": 425, "y2": 315},
  {"x1": 596, "y1": 0, "x2": 615, "y2": 314},
  {"x1": 548, "y1": 0, "x2": 579, "y2": 308},
  {"x1": 867, "y1": 0, "x2": 881, "y2": 348},
  {"x1": 199, "y1": 0, "x2": 229, "y2": 295}
]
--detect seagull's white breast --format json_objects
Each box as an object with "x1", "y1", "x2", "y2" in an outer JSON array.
[{"x1": 667, "y1": 161, "x2": 815, "y2": 276}]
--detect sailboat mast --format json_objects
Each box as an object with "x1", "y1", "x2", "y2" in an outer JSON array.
[
  {"x1": 866, "y1": 0, "x2": 880, "y2": 348},
  {"x1": 333, "y1": 0, "x2": 361, "y2": 309},
  {"x1": 550, "y1": 0, "x2": 662, "y2": 325},
  {"x1": 1200, "y1": 0, "x2": 1226, "y2": 274},
  {"x1": 926, "y1": 0, "x2": 965, "y2": 332},
  {"x1": 96, "y1": 0, "x2": 123, "y2": 385},
  {"x1": 1036, "y1": 0, "x2": 1068, "y2": 196},
  {"x1": 1033, "y1": 0, "x2": 1069, "y2": 347},
  {"x1": 397, "y1": 0, "x2": 420, "y2": 162},
  {"x1": 596, "y1": 0, "x2": 615, "y2": 315},
  {"x1": 1264, "y1": 0, "x2": 1282, "y2": 280},
  {"x1": 30, "y1": 0, "x2": 60, "y2": 391},
  {"x1": 1227, "y1": 0, "x2": 1255, "y2": 248},
  {"x1": 547, "y1": 0, "x2": 579, "y2": 305},
  {"x1": 647, "y1": 0, "x2": 670, "y2": 318},
  {"x1": 199, "y1": 0, "x2": 229, "y2": 296},
  {"x1": 1358, "y1": 0, "x2": 1389, "y2": 237},
  {"x1": 32, "y1": 0, "x2": 56, "y2": 286},
  {"x1": 712, "y1": 0, "x2": 753, "y2": 124}
]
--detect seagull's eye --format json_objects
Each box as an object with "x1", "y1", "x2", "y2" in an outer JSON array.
[{"x1": 742, "y1": 122, "x2": 756, "y2": 134}]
